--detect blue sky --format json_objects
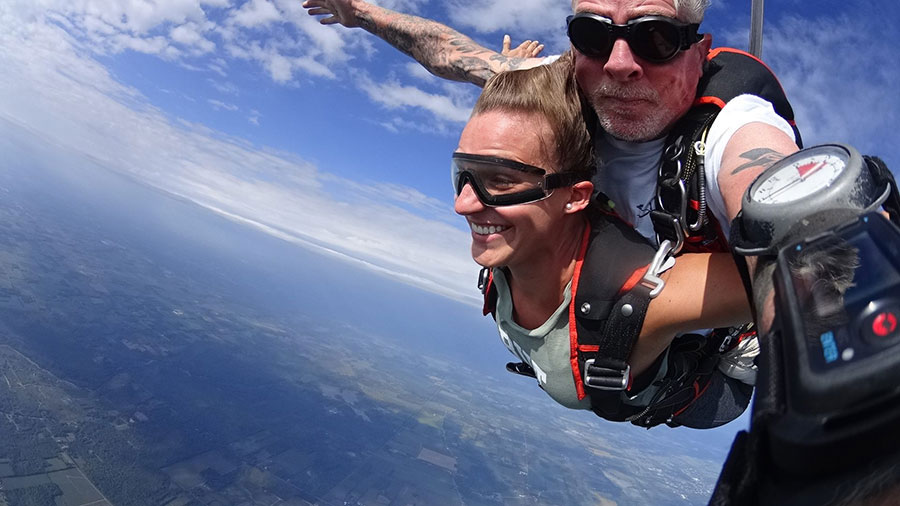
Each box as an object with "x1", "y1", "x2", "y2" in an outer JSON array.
[{"x1": 1, "y1": 0, "x2": 898, "y2": 305}]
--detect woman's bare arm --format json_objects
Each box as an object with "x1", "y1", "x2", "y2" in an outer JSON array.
[{"x1": 630, "y1": 253, "x2": 752, "y2": 376}]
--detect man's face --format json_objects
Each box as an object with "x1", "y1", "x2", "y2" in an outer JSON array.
[{"x1": 572, "y1": 0, "x2": 711, "y2": 142}]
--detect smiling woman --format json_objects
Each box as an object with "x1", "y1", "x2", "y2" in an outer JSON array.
[{"x1": 453, "y1": 52, "x2": 755, "y2": 429}]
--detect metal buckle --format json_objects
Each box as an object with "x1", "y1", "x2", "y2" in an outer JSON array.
[
  {"x1": 642, "y1": 239, "x2": 676, "y2": 298},
  {"x1": 477, "y1": 267, "x2": 490, "y2": 294},
  {"x1": 657, "y1": 136, "x2": 691, "y2": 238},
  {"x1": 584, "y1": 359, "x2": 631, "y2": 391}
]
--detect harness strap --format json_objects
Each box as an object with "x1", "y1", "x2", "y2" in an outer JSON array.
[
  {"x1": 573, "y1": 206, "x2": 658, "y2": 401},
  {"x1": 631, "y1": 333, "x2": 723, "y2": 427},
  {"x1": 865, "y1": 156, "x2": 900, "y2": 225}
]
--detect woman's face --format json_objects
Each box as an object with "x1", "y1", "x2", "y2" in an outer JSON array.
[{"x1": 454, "y1": 110, "x2": 573, "y2": 269}]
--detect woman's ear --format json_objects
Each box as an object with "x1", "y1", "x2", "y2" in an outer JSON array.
[{"x1": 565, "y1": 180, "x2": 593, "y2": 213}]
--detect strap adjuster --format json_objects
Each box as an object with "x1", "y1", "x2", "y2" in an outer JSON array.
[
  {"x1": 650, "y1": 211, "x2": 686, "y2": 253},
  {"x1": 584, "y1": 358, "x2": 631, "y2": 391}
]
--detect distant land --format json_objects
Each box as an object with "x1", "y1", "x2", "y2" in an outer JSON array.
[{"x1": 0, "y1": 128, "x2": 738, "y2": 505}]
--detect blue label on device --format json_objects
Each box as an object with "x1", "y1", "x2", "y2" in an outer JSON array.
[{"x1": 820, "y1": 332, "x2": 839, "y2": 364}]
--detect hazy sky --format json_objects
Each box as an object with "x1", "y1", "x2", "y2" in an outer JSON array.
[{"x1": 1, "y1": 0, "x2": 897, "y2": 305}]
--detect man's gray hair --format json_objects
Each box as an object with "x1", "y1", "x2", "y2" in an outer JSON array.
[
  {"x1": 674, "y1": 0, "x2": 710, "y2": 23},
  {"x1": 570, "y1": 0, "x2": 710, "y2": 24}
]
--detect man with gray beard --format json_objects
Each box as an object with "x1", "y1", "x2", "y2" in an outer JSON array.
[
  {"x1": 304, "y1": 0, "x2": 800, "y2": 400},
  {"x1": 302, "y1": 0, "x2": 797, "y2": 259}
]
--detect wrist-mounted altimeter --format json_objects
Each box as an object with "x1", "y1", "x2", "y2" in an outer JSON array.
[
  {"x1": 731, "y1": 144, "x2": 892, "y2": 256},
  {"x1": 711, "y1": 145, "x2": 900, "y2": 505}
]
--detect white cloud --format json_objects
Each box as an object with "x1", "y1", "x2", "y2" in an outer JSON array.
[
  {"x1": 445, "y1": 0, "x2": 571, "y2": 51},
  {"x1": 405, "y1": 62, "x2": 439, "y2": 83},
  {"x1": 0, "y1": 0, "x2": 483, "y2": 128},
  {"x1": 208, "y1": 98, "x2": 239, "y2": 111},
  {"x1": 751, "y1": 14, "x2": 899, "y2": 167},
  {"x1": 0, "y1": 8, "x2": 481, "y2": 305},
  {"x1": 170, "y1": 21, "x2": 216, "y2": 54},
  {"x1": 208, "y1": 78, "x2": 239, "y2": 95},
  {"x1": 358, "y1": 75, "x2": 473, "y2": 124},
  {"x1": 229, "y1": 0, "x2": 281, "y2": 28},
  {"x1": 112, "y1": 32, "x2": 176, "y2": 57}
]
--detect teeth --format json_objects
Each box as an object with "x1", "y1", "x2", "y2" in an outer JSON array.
[{"x1": 471, "y1": 223, "x2": 508, "y2": 235}]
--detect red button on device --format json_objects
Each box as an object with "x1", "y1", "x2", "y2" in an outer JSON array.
[{"x1": 872, "y1": 312, "x2": 898, "y2": 337}]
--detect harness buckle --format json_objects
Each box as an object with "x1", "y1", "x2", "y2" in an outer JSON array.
[
  {"x1": 642, "y1": 239, "x2": 676, "y2": 298},
  {"x1": 477, "y1": 267, "x2": 490, "y2": 294},
  {"x1": 584, "y1": 358, "x2": 631, "y2": 391}
]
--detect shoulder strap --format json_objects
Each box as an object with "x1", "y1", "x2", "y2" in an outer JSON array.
[
  {"x1": 655, "y1": 47, "x2": 803, "y2": 254},
  {"x1": 570, "y1": 205, "x2": 658, "y2": 406},
  {"x1": 479, "y1": 267, "x2": 497, "y2": 317},
  {"x1": 701, "y1": 48, "x2": 802, "y2": 147}
]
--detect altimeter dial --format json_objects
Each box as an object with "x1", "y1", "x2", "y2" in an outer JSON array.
[{"x1": 752, "y1": 149, "x2": 848, "y2": 204}]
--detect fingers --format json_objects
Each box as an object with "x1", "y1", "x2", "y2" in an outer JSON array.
[
  {"x1": 502, "y1": 39, "x2": 543, "y2": 59},
  {"x1": 516, "y1": 40, "x2": 543, "y2": 58}
]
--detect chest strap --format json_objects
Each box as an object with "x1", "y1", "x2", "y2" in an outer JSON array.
[
  {"x1": 482, "y1": 206, "x2": 726, "y2": 427},
  {"x1": 569, "y1": 206, "x2": 660, "y2": 399}
]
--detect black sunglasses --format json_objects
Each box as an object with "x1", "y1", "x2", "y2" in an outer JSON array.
[
  {"x1": 451, "y1": 153, "x2": 592, "y2": 207},
  {"x1": 567, "y1": 13, "x2": 702, "y2": 64}
]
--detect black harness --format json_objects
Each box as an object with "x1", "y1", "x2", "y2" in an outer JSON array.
[
  {"x1": 481, "y1": 48, "x2": 801, "y2": 428},
  {"x1": 654, "y1": 48, "x2": 802, "y2": 256}
]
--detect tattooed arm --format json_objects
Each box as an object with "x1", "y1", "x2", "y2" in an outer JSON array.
[
  {"x1": 301, "y1": 0, "x2": 545, "y2": 86},
  {"x1": 716, "y1": 122, "x2": 800, "y2": 331},
  {"x1": 718, "y1": 123, "x2": 798, "y2": 221}
]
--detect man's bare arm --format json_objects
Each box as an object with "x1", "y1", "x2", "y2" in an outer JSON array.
[
  {"x1": 302, "y1": 0, "x2": 544, "y2": 86},
  {"x1": 717, "y1": 122, "x2": 800, "y2": 331}
]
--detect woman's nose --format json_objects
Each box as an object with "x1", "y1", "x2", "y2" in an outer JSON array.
[{"x1": 454, "y1": 182, "x2": 485, "y2": 215}]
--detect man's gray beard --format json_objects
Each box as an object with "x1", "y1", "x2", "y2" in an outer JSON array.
[
  {"x1": 587, "y1": 83, "x2": 669, "y2": 142},
  {"x1": 596, "y1": 108, "x2": 668, "y2": 142}
]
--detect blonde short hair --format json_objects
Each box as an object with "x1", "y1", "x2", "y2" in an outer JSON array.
[{"x1": 471, "y1": 52, "x2": 594, "y2": 175}]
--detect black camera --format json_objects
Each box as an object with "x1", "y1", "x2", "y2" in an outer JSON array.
[
  {"x1": 713, "y1": 212, "x2": 900, "y2": 505},
  {"x1": 712, "y1": 144, "x2": 900, "y2": 505}
]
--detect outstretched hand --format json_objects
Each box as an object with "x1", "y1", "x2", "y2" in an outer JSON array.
[
  {"x1": 501, "y1": 34, "x2": 544, "y2": 58},
  {"x1": 302, "y1": 0, "x2": 359, "y2": 27}
]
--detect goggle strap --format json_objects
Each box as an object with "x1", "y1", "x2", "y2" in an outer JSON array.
[{"x1": 545, "y1": 170, "x2": 594, "y2": 190}]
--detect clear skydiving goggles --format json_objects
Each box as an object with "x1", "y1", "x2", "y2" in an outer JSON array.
[{"x1": 451, "y1": 152, "x2": 593, "y2": 207}]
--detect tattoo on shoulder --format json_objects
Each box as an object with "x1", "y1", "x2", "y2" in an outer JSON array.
[{"x1": 731, "y1": 148, "x2": 785, "y2": 176}]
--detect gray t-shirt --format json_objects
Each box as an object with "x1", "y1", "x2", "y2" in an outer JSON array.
[
  {"x1": 492, "y1": 269, "x2": 667, "y2": 410},
  {"x1": 593, "y1": 94, "x2": 797, "y2": 243}
]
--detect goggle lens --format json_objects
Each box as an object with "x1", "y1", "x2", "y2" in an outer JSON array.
[
  {"x1": 631, "y1": 20, "x2": 681, "y2": 59},
  {"x1": 455, "y1": 164, "x2": 545, "y2": 196},
  {"x1": 567, "y1": 14, "x2": 700, "y2": 64},
  {"x1": 451, "y1": 153, "x2": 592, "y2": 207},
  {"x1": 452, "y1": 154, "x2": 548, "y2": 207}
]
